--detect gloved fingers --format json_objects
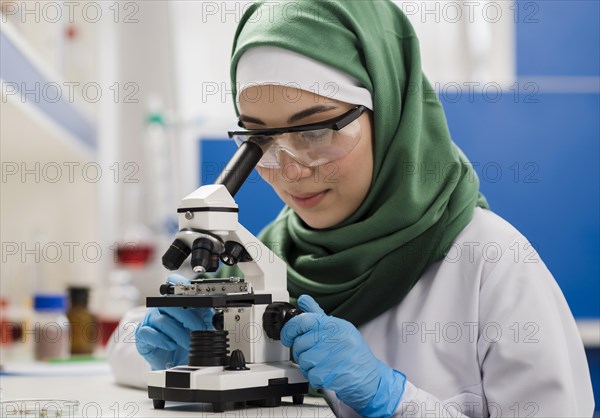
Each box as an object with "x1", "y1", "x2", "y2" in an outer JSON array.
[
  {"x1": 139, "y1": 344, "x2": 186, "y2": 371},
  {"x1": 296, "y1": 344, "x2": 332, "y2": 372},
  {"x1": 158, "y1": 307, "x2": 215, "y2": 331},
  {"x1": 280, "y1": 312, "x2": 322, "y2": 347},
  {"x1": 290, "y1": 326, "x2": 338, "y2": 361},
  {"x1": 306, "y1": 366, "x2": 334, "y2": 389},
  {"x1": 290, "y1": 331, "x2": 316, "y2": 361},
  {"x1": 290, "y1": 319, "x2": 345, "y2": 354},
  {"x1": 170, "y1": 347, "x2": 191, "y2": 369},
  {"x1": 139, "y1": 347, "x2": 172, "y2": 371},
  {"x1": 143, "y1": 308, "x2": 192, "y2": 348},
  {"x1": 167, "y1": 273, "x2": 191, "y2": 285},
  {"x1": 297, "y1": 294, "x2": 325, "y2": 315},
  {"x1": 135, "y1": 325, "x2": 179, "y2": 353}
]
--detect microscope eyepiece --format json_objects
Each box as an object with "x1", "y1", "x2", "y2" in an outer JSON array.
[
  {"x1": 214, "y1": 141, "x2": 263, "y2": 197},
  {"x1": 162, "y1": 239, "x2": 192, "y2": 271}
]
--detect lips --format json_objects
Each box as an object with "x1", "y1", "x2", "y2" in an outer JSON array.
[{"x1": 289, "y1": 190, "x2": 329, "y2": 209}]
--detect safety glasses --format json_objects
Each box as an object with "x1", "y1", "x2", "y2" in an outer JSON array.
[{"x1": 228, "y1": 106, "x2": 367, "y2": 168}]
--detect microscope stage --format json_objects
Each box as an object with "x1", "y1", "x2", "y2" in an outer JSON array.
[{"x1": 146, "y1": 293, "x2": 272, "y2": 308}]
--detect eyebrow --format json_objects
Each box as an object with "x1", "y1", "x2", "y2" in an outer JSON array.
[{"x1": 238, "y1": 105, "x2": 338, "y2": 126}]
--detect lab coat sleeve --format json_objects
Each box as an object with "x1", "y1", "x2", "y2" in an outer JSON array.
[
  {"x1": 394, "y1": 234, "x2": 594, "y2": 417},
  {"x1": 394, "y1": 381, "x2": 475, "y2": 417},
  {"x1": 325, "y1": 381, "x2": 473, "y2": 417},
  {"x1": 106, "y1": 306, "x2": 150, "y2": 389},
  {"x1": 474, "y1": 234, "x2": 594, "y2": 416}
]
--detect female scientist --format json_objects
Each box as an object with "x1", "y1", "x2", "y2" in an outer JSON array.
[{"x1": 108, "y1": 1, "x2": 594, "y2": 416}]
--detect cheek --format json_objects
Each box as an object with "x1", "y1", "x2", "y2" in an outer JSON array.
[
  {"x1": 338, "y1": 136, "x2": 373, "y2": 203},
  {"x1": 337, "y1": 159, "x2": 372, "y2": 200},
  {"x1": 256, "y1": 167, "x2": 271, "y2": 184},
  {"x1": 257, "y1": 167, "x2": 277, "y2": 189},
  {"x1": 342, "y1": 130, "x2": 373, "y2": 179},
  {"x1": 315, "y1": 163, "x2": 338, "y2": 183},
  {"x1": 257, "y1": 167, "x2": 285, "y2": 197}
]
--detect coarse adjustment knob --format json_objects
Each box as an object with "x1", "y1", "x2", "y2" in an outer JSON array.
[{"x1": 263, "y1": 302, "x2": 302, "y2": 340}]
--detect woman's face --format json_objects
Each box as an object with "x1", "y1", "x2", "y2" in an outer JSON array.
[{"x1": 238, "y1": 85, "x2": 374, "y2": 229}]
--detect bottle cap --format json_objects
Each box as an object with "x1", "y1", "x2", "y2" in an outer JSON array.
[
  {"x1": 34, "y1": 294, "x2": 67, "y2": 312},
  {"x1": 68, "y1": 287, "x2": 90, "y2": 307},
  {"x1": 147, "y1": 113, "x2": 165, "y2": 125}
]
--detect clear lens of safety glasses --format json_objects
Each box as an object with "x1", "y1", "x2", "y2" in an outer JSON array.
[{"x1": 228, "y1": 106, "x2": 366, "y2": 168}]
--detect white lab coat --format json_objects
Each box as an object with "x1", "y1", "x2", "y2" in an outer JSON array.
[{"x1": 107, "y1": 208, "x2": 595, "y2": 417}]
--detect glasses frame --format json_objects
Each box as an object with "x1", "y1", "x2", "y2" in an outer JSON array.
[{"x1": 227, "y1": 105, "x2": 367, "y2": 138}]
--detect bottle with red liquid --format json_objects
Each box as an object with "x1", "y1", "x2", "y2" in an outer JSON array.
[
  {"x1": 0, "y1": 298, "x2": 12, "y2": 346},
  {"x1": 98, "y1": 269, "x2": 141, "y2": 346},
  {"x1": 98, "y1": 214, "x2": 152, "y2": 345}
]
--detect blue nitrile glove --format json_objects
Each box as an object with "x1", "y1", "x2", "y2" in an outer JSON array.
[
  {"x1": 135, "y1": 274, "x2": 214, "y2": 370},
  {"x1": 281, "y1": 295, "x2": 406, "y2": 418}
]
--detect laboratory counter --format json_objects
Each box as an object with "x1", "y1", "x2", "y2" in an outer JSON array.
[{"x1": 0, "y1": 362, "x2": 333, "y2": 418}]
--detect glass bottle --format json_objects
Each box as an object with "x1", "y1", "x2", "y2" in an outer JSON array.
[
  {"x1": 33, "y1": 294, "x2": 70, "y2": 361},
  {"x1": 67, "y1": 287, "x2": 97, "y2": 355}
]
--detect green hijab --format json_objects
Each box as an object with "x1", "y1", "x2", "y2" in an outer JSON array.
[{"x1": 228, "y1": 0, "x2": 488, "y2": 327}]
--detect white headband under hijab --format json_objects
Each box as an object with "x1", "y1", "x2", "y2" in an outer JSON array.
[{"x1": 236, "y1": 46, "x2": 373, "y2": 111}]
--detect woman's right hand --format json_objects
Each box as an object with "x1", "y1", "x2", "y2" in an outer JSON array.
[{"x1": 135, "y1": 274, "x2": 214, "y2": 370}]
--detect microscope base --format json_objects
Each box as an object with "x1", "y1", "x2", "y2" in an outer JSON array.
[
  {"x1": 147, "y1": 363, "x2": 309, "y2": 412},
  {"x1": 148, "y1": 383, "x2": 308, "y2": 412}
]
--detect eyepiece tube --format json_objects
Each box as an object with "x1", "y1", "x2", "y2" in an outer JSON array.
[{"x1": 214, "y1": 141, "x2": 263, "y2": 197}]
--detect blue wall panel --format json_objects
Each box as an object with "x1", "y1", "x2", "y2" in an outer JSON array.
[
  {"x1": 200, "y1": 138, "x2": 284, "y2": 236},
  {"x1": 517, "y1": 0, "x2": 600, "y2": 76},
  {"x1": 441, "y1": 92, "x2": 600, "y2": 318}
]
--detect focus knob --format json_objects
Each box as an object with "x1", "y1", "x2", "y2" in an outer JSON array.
[{"x1": 263, "y1": 302, "x2": 302, "y2": 340}]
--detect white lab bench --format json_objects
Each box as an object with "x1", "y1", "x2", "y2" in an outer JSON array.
[{"x1": 0, "y1": 362, "x2": 333, "y2": 418}]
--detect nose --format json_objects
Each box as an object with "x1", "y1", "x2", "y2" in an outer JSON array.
[{"x1": 277, "y1": 149, "x2": 313, "y2": 182}]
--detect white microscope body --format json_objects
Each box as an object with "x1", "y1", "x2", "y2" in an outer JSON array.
[{"x1": 146, "y1": 143, "x2": 308, "y2": 412}]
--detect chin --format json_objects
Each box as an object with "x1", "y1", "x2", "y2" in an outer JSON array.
[{"x1": 299, "y1": 214, "x2": 335, "y2": 230}]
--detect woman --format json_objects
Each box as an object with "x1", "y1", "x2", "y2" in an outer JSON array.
[{"x1": 108, "y1": 1, "x2": 594, "y2": 416}]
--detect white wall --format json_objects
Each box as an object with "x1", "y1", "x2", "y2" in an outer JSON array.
[
  {"x1": 170, "y1": 1, "x2": 248, "y2": 194},
  {"x1": 395, "y1": 0, "x2": 515, "y2": 86},
  {"x1": 169, "y1": 0, "x2": 515, "y2": 120}
]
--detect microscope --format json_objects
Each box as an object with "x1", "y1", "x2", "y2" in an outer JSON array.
[{"x1": 146, "y1": 141, "x2": 308, "y2": 412}]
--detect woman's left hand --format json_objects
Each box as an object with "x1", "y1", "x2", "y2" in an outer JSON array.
[{"x1": 281, "y1": 295, "x2": 406, "y2": 418}]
